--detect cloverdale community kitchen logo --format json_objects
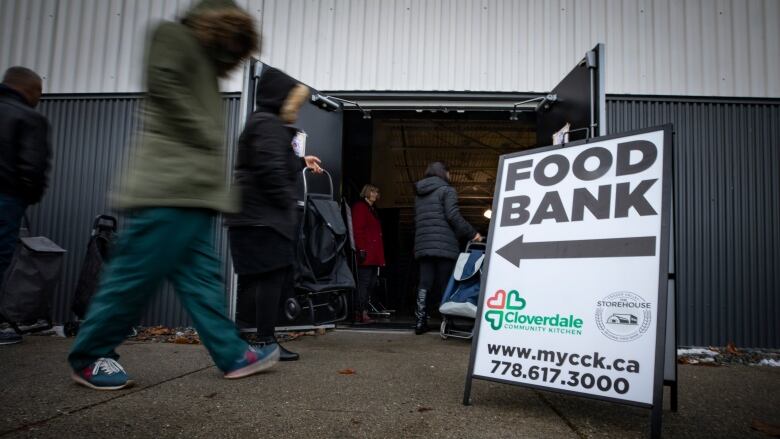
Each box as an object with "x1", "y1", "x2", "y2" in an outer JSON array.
[{"x1": 483, "y1": 289, "x2": 584, "y2": 335}]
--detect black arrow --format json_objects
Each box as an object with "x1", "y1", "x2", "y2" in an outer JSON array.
[{"x1": 496, "y1": 235, "x2": 656, "y2": 267}]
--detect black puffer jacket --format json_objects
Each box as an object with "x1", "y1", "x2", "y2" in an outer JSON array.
[
  {"x1": 0, "y1": 84, "x2": 51, "y2": 205},
  {"x1": 413, "y1": 176, "x2": 476, "y2": 260},
  {"x1": 225, "y1": 68, "x2": 304, "y2": 240}
]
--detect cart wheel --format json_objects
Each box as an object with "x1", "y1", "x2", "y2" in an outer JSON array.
[
  {"x1": 440, "y1": 320, "x2": 448, "y2": 340},
  {"x1": 284, "y1": 297, "x2": 301, "y2": 320},
  {"x1": 327, "y1": 293, "x2": 345, "y2": 315}
]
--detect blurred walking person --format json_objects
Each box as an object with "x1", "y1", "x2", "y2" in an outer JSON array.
[
  {"x1": 351, "y1": 184, "x2": 385, "y2": 324},
  {"x1": 226, "y1": 68, "x2": 322, "y2": 362},
  {"x1": 0, "y1": 67, "x2": 50, "y2": 346},
  {"x1": 68, "y1": 0, "x2": 275, "y2": 390},
  {"x1": 413, "y1": 162, "x2": 481, "y2": 334}
]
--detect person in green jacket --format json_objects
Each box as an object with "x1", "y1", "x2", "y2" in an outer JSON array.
[{"x1": 68, "y1": 0, "x2": 274, "y2": 390}]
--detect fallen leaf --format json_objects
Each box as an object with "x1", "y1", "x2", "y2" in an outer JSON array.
[
  {"x1": 174, "y1": 336, "x2": 199, "y2": 344},
  {"x1": 283, "y1": 332, "x2": 303, "y2": 342},
  {"x1": 751, "y1": 419, "x2": 780, "y2": 437},
  {"x1": 726, "y1": 341, "x2": 740, "y2": 355},
  {"x1": 338, "y1": 368, "x2": 356, "y2": 375},
  {"x1": 148, "y1": 326, "x2": 172, "y2": 336}
]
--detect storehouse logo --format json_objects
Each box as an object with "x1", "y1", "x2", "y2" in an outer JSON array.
[
  {"x1": 483, "y1": 289, "x2": 583, "y2": 335},
  {"x1": 595, "y1": 291, "x2": 652, "y2": 342}
]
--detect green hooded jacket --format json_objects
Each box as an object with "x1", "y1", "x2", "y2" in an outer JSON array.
[{"x1": 117, "y1": 0, "x2": 250, "y2": 213}]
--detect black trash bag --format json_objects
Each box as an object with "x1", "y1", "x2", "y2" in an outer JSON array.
[
  {"x1": 0, "y1": 236, "x2": 66, "y2": 327},
  {"x1": 71, "y1": 215, "x2": 117, "y2": 320}
]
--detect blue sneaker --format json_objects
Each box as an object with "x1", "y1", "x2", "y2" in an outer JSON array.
[
  {"x1": 224, "y1": 344, "x2": 279, "y2": 379},
  {"x1": 0, "y1": 329, "x2": 22, "y2": 345},
  {"x1": 71, "y1": 358, "x2": 133, "y2": 390}
]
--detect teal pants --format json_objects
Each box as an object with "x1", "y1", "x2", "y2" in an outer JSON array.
[{"x1": 68, "y1": 208, "x2": 247, "y2": 372}]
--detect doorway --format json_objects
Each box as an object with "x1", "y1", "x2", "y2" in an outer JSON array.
[{"x1": 342, "y1": 109, "x2": 537, "y2": 324}]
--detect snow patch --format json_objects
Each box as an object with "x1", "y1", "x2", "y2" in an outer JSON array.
[
  {"x1": 677, "y1": 348, "x2": 718, "y2": 357},
  {"x1": 756, "y1": 359, "x2": 780, "y2": 367}
]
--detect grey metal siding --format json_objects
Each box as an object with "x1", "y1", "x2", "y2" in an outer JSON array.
[
  {"x1": 30, "y1": 95, "x2": 241, "y2": 327},
  {"x1": 3, "y1": 0, "x2": 780, "y2": 96},
  {"x1": 29, "y1": 94, "x2": 780, "y2": 348},
  {"x1": 607, "y1": 97, "x2": 780, "y2": 348}
]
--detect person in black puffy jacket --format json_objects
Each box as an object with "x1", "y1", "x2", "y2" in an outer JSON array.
[
  {"x1": 226, "y1": 67, "x2": 322, "y2": 361},
  {"x1": 413, "y1": 161, "x2": 481, "y2": 334}
]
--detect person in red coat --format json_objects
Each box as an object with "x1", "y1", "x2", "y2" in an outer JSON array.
[{"x1": 351, "y1": 184, "x2": 386, "y2": 323}]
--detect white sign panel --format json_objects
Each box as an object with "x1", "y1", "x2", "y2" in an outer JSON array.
[{"x1": 469, "y1": 127, "x2": 671, "y2": 406}]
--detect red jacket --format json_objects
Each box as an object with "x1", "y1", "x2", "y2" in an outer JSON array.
[{"x1": 351, "y1": 199, "x2": 385, "y2": 267}]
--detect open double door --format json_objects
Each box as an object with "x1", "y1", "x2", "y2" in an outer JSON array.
[
  {"x1": 240, "y1": 43, "x2": 607, "y2": 199},
  {"x1": 231, "y1": 45, "x2": 610, "y2": 327}
]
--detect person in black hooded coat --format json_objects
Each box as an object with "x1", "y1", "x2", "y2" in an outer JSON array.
[
  {"x1": 413, "y1": 162, "x2": 481, "y2": 334},
  {"x1": 226, "y1": 68, "x2": 322, "y2": 360}
]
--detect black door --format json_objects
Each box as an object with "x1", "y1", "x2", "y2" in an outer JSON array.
[
  {"x1": 536, "y1": 43, "x2": 606, "y2": 147},
  {"x1": 244, "y1": 60, "x2": 344, "y2": 198}
]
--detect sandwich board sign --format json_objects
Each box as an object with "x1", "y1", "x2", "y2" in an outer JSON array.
[{"x1": 463, "y1": 125, "x2": 673, "y2": 438}]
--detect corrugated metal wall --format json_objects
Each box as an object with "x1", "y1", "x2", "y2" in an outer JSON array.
[
  {"x1": 2, "y1": 0, "x2": 779, "y2": 97},
  {"x1": 607, "y1": 97, "x2": 780, "y2": 348},
  {"x1": 30, "y1": 94, "x2": 779, "y2": 347},
  {"x1": 262, "y1": 0, "x2": 780, "y2": 96},
  {"x1": 0, "y1": 0, "x2": 261, "y2": 93},
  {"x1": 29, "y1": 95, "x2": 241, "y2": 327}
]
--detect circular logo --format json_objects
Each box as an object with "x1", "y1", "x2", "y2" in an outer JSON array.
[{"x1": 595, "y1": 291, "x2": 652, "y2": 342}]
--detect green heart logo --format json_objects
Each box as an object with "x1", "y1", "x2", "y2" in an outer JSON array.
[
  {"x1": 485, "y1": 310, "x2": 503, "y2": 330},
  {"x1": 506, "y1": 290, "x2": 526, "y2": 310}
]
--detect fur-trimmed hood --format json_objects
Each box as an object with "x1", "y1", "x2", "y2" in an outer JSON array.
[{"x1": 255, "y1": 68, "x2": 310, "y2": 123}]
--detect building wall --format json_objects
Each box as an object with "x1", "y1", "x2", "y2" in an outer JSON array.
[
  {"x1": 2, "y1": 0, "x2": 779, "y2": 97},
  {"x1": 30, "y1": 95, "x2": 242, "y2": 326},
  {"x1": 30, "y1": 93, "x2": 780, "y2": 347},
  {"x1": 0, "y1": 0, "x2": 261, "y2": 93},
  {"x1": 607, "y1": 96, "x2": 780, "y2": 348},
  {"x1": 3, "y1": 0, "x2": 778, "y2": 345}
]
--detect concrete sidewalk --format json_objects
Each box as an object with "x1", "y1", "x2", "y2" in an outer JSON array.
[{"x1": 1, "y1": 331, "x2": 778, "y2": 438}]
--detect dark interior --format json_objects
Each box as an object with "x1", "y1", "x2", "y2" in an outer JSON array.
[{"x1": 342, "y1": 109, "x2": 537, "y2": 323}]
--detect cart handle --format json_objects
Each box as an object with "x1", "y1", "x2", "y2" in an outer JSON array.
[
  {"x1": 465, "y1": 240, "x2": 487, "y2": 252},
  {"x1": 301, "y1": 167, "x2": 334, "y2": 200},
  {"x1": 92, "y1": 215, "x2": 117, "y2": 233}
]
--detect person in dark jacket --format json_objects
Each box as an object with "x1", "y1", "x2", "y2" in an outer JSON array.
[
  {"x1": 68, "y1": 0, "x2": 274, "y2": 390},
  {"x1": 0, "y1": 66, "x2": 49, "y2": 346},
  {"x1": 227, "y1": 67, "x2": 322, "y2": 361},
  {"x1": 351, "y1": 184, "x2": 385, "y2": 324},
  {"x1": 413, "y1": 162, "x2": 481, "y2": 334}
]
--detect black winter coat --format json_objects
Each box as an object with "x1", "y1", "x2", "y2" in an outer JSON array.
[
  {"x1": 413, "y1": 176, "x2": 476, "y2": 260},
  {"x1": 0, "y1": 85, "x2": 51, "y2": 205},
  {"x1": 225, "y1": 110, "x2": 304, "y2": 241}
]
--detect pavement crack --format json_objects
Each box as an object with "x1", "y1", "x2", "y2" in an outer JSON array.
[
  {"x1": 534, "y1": 391, "x2": 587, "y2": 439},
  {"x1": 302, "y1": 408, "x2": 367, "y2": 414},
  {"x1": 0, "y1": 364, "x2": 215, "y2": 437}
]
